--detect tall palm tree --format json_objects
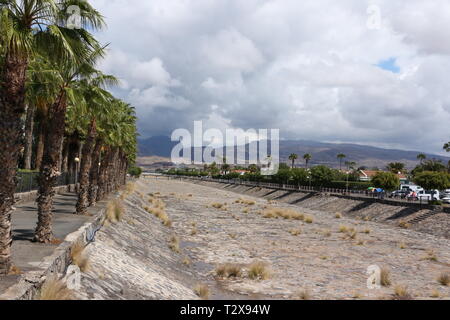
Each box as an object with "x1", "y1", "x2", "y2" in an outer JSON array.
[
  {"x1": 34, "y1": 39, "x2": 106, "y2": 242},
  {"x1": 337, "y1": 153, "x2": 346, "y2": 170},
  {"x1": 417, "y1": 153, "x2": 427, "y2": 164},
  {"x1": 72, "y1": 80, "x2": 118, "y2": 215},
  {"x1": 303, "y1": 153, "x2": 312, "y2": 169},
  {"x1": 0, "y1": 0, "x2": 103, "y2": 273},
  {"x1": 288, "y1": 153, "x2": 298, "y2": 169},
  {"x1": 443, "y1": 142, "x2": 450, "y2": 153}
]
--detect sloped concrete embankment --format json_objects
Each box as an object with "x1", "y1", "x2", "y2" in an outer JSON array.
[
  {"x1": 193, "y1": 181, "x2": 450, "y2": 239},
  {"x1": 72, "y1": 183, "x2": 199, "y2": 300}
]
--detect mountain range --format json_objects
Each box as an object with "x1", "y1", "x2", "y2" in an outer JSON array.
[{"x1": 138, "y1": 136, "x2": 450, "y2": 169}]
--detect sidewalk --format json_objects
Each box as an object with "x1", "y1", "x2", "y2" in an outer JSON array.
[{"x1": 0, "y1": 192, "x2": 105, "y2": 294}]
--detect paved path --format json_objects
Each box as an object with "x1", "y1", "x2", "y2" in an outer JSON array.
[{"x1": 0, "y1": 192, "x2": 105, "y2": 293}]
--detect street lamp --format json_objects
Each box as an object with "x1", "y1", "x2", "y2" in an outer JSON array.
[{"x1": 74, "y1": 157, "x2": 80, "y2": 192}]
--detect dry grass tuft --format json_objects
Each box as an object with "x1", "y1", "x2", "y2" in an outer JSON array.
[
  {"x1": 392, "y1": 285, "x2": 413, "y2": 300},
  {"x1": 228, "y1": 233, "x2": 237, "y2": 240},
  {"x1": 194, "y1": 284, "x2": 210, "y2": 299},
  {"x1": 262, "y1": 208, "x2": 304, "y2": 220},
  {"x1": 38, "y1": 277, "x2": 73, "y2": 300},
  {"x1": 289, "y1": 229, "x2": 301, "y2": 236},
  {"x1": 423, "y1": 250, "x2": 438, "y2": 262},
  {"x1": 247, "y1": 261, "x2": 271, "y2": 280},
  {"x1": 169, "y1": 235, "x2": 180, "y2": 253},
  {"x1": 399, "y1": 242, "x2": 407, "y2": 249},
  {"x1": 216, "y1": 264, "x2": 242, "y2": 278},
  {"x1": 211, "y1": 202, "x2": 225, "y2": 209},
  {"x1": 339, "y1": 225, "x2": 349, "y2": 233},
  {"x1": 398, "y1": 221, "x2": 411, "y2": 229},
  {"x1": 304, "y1": 216, "x2": 314, "y2": 224},
  {"x1": 335, "y1": 213, "x2": 342, "y2": 219},
  {"x1": 362, "y1": 228, "x2": 371, "y2": 234},
  {"x1": 295, "y1": 289, "x2": 311, "y2": 300},
  {"x1": 182, "y1": 257, "x2": 191, "y2": 266},
  {"x1": 190, "y1": 226, "x2": 198, "y2": 236},
  {"x1": 235, "y1": 198, "x2": 256, "y2": 206},
  {"x1": 105, "y1": 199, "x2": 124, "y2": 223},
  {"x1": 430, "y1": 289, "x2": 441, "y2": 298},
  {"x1": 380, "y1": 268, "x2": 391, "y2": 287},
  {"x1": 8, "y1": 265, "x2": 22, "y2": 275},
  {"x1": 70, "y1": 242, "x2": 90, "y2": 272},
  {"x1": 437, "y1": 272, "x2": 450, "y2": 286},
  {"x1": 125, "y1": 182, "x2": 136, "y2": 194}
]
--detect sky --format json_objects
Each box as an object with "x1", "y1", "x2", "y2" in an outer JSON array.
[{"x1": 91, "y1": 0, "x2": 450, "y2": 154}]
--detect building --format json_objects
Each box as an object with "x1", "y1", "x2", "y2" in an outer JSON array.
[{"x1": 358, "y1": 170, "x2": 408, "y2": 184}]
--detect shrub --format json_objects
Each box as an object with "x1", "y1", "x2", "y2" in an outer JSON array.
[
  {"x1": 38, "y1": 277, "x2": 73, "y2": 300},
  {"x1": 247, "y1": 261, "x2": 271, "y2": 280},
  {"x1": 215, "y1": 264, "x2": 242, "y2": 278},
  {"x1": 437, "y1": 272, "x2": 450, "y2": 286},
  {"x1": 169, "y1": 235, "x2": 180, "y2": 253},
  {"x1": 194, "y1": 284, "x2": 210, "y2": 299},
  {"x1": 105, "y1": 200, "x2": 124, "y2": 223},
  {"x1": 70, "y1": 242, "x2": 90, "y2": 272},
  {"x1": 380, "y1": 268, "x2": 391, "y2": 287},
  {"x1": 392, "y1": 285, "x2": 413, "y2": 300}
]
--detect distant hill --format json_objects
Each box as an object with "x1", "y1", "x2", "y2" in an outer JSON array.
[{"x1": 138, "y1": 136, "x2": 450, "y2": 169}]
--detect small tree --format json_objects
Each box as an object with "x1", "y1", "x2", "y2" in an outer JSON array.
[
  {"x1": 291, "y1": 168, "x2": 308, "y2": 186},
  {"x1": 371, "y1": 172, "x2": 400, "y2": 191},
  {"x1": 311, "y1": 165, "x2": 333, "y2": 187},
  {"x1": 413, "y1": 171, "x2": 450, "y2": 193}
]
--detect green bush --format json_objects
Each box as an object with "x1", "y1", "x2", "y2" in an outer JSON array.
[{"x1": 128, "y1": 166, "x2": 142, "y2": 178}]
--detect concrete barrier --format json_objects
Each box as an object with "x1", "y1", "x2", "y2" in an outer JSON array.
[{"x1": 14, "y1": 184, "x2": 76, "y2": 205}]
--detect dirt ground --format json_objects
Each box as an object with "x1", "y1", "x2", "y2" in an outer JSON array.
[{"x1": 75, "y1": 177, "x2": 450, "y2": 300}]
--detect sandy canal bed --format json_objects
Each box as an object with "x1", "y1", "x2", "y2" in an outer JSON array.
[{"x1": 74, "y1": 177, "x2": 450, "y2": 300}]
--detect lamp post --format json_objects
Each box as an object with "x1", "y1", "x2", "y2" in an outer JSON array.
[{"x1": 74, "y1": 157, "x2": 80, "y2": 192}]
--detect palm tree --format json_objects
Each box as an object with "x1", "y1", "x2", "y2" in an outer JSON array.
[
  {"x1": 288, "y1": 153, "x2": 298, "y2": 169},
  {"x1": 73, "y1": 75, "x2": 118, "y2": 215},
  {"x1": 386, "y1": 162, "x2": 406, "y2": 174},
  {"x1": 417, "y1": 153, "x2": 427, "y2": 164},
  {"x1": 0, "y1": 0, "x2": 103, "y2": 273},
  {"x1": 337, "y1": 153, "x2": 346, "y2": 170},
  {"x1": 443, "y1": 142, "x2": 450, "y2": 153},
  {"x1": 303, "y1": 153, "x2": 312, "y2": 169},
  {"x1": 34, "y1": 35, "x2": 106, "y2": 242}
]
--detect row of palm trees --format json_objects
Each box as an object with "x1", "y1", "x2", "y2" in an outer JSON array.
[
  {"x1": 0, "y1": 1, "x2": 137, "y2": 274},
  {"x1": 289, "y1": 153, "x2": 348, "y2": 169}
]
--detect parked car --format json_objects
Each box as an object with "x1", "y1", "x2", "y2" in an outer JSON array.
[
  {"x1": 441, "y1": 195, "x2": 450, "y2": 204},
  {"x1": 400, "y1": 184, "x2": 423, "y2": 193},
  {"x1": 417, "y1": 190, "x2": 440, "y2": 201},
  {"x1": 390, "y1": 190, "x2": 410, "y2": 199}
]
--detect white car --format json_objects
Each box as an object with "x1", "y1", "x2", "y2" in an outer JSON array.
[
  {"x1": 442, "y1": 196, "x2": 450, "y2": 204},
  {"x1": 417, "y1": 190, "x2": 440, "y2": 201}
]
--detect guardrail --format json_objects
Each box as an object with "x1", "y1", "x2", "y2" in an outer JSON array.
[
  {"x1": 16, "y1": 172, "x2": 75, "y2": 194},
  {"x1": 158, "y1": 174, "x2": 432, "y2": 205}
]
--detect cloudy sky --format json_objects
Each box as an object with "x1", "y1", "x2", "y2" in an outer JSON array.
[{"x1": 91, "y1": 0, "x2": 450, "y2": 154}]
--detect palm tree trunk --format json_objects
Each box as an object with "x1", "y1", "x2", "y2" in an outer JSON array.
[
  {"x1": 97, "y1": 147, "x2": 112, "y2": 201},
  {"x1": 34, "y1": 92, "x2": 67, "y2": 243},
  {"x1": 34, "y1": 124, "x2": 45, "y2": 170},
  {"x1": 75, "y1": 118, "x2": 97, "y2": 215},
  {"x1": 88, "y1": 139, "x2": 102, "y2": 206},
  {"x1": 0, "y1": 53, "x2": 28, "y2": 274},
  {"x1": 23, "y1": 103, "x2": 36, "y2": 170}
]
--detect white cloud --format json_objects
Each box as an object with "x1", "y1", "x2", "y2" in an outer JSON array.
[{"x1": 92, "y1": 0, "x2": 450, "y2": 154}]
